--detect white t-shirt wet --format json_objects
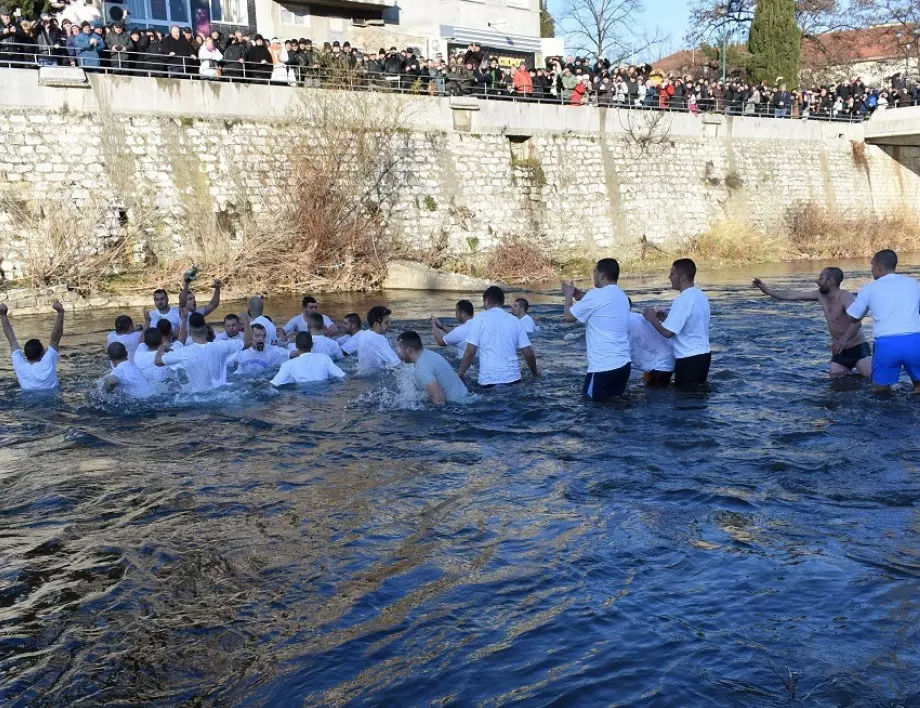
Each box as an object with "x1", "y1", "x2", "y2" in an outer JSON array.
[
  {"x1": 466, "y1": 307, "x2": 531, "y2": 385},
  {"x1": 149, "y1": 307, "x2": 181, "y2": 330},
  {"x1": 109, "y1": 360, "x2": 157, "y2": 398},
  {"x1": 12, "y1": 348, "x2": 60, "y2": 391},
  {"x1": 271, "y1": 352, "x2": 346, "y2": 385},
  {"x1": 234, "y1": 345, "x2": 290, "y2": 376},
  {"x1": 628, "y1": 312, "x2": 675, "y2": 372},
  {"x1": 161, "y1": 339, "x2": 243, "y2": 392},
  {"x1": 309, "y1": 335, "x2": 344, "y2": 360},
  {"x1": 340, "y1": 330, "x2": 366, "y2": 356},
  {"x1": 519, "y1": 314, "x2": 539, "y2": 334},
  {"x1": 251, "y1": 316, "x2": 278, "y2": 346},
  {"x1": 215, "y1": 331, "x2": 242, "y2": 341},
  {"x1": 569, "y1": 284, "x2": 631, "y2": 373},
  {"x1": 135, "y1": 342, "x2": 181, "y2": 383},
  {"x1": 846, "y1": 273, "x2": 920, "y2": 338},
  {"x1": 106, "y1": 330, "x2": 143, "y2": 362},
  {"x1": 357, "y1": 331, "x2": 400, "y2": 372},
  {"x1": 662, "y1": 287, "x2": 711, "y2": 359},
  {"x1": 414, "y1": 349, "x2": 469, "y2": 403},
  {"x1": 443, "y1": 321, "x2": 472, "y2": 358},
  {"x1": 284, "y1": 313, "x2": 334, "y2": 335}
]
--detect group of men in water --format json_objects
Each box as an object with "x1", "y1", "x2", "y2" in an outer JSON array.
[{"x1": 1, "y1": 248, "x2": 919, "y2": 402}]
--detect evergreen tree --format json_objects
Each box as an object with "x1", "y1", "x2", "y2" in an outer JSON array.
[
  {"x1": 540, "y1": 0, "x2": 555, "y2": 38},
  {"x1": 747, "y1": 0, "x2": 802, "y2": 88}
]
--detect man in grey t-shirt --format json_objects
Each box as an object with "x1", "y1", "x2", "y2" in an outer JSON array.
[{"x1": 396, "y1": 330, "x2": 470, "y2": 405}]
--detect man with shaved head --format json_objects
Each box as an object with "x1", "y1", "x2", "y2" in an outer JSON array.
[
  {"x1": 248, "y1": 295, "x2": 277, "y2": 346},
  {"x1": 753, "y1": 266, "x2": 871, "y2": 378}
]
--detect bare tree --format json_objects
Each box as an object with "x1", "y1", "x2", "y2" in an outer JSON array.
[
  {"x1": 853, "y1": 0, "x2": 920, "y2": 74},
  {"x1": 686, "y1": 0, "x2": 853, "y2": 46},
  {"x1": 558, "y1": 0, "x2": 665, "y2": 62}
]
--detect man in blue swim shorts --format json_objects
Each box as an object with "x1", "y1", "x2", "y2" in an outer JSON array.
[{"x1": 843, "y1": 249, "x2": 920, "y2": 394}]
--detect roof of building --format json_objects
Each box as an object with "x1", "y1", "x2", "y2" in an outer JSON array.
[{"x1": 653, "y1": 24, "x2": 915, "y2": 75}]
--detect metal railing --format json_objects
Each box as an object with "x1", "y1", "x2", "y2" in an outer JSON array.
[{"x1": 0, "y1": 41, "x2": 910, "y2": 122}]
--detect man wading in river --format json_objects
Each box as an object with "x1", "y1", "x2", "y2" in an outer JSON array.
[
  {"x1": 562, "y1": 258, "x2": 632, "y2": 400},
  {"x1": 753, "y1": 267, "x2": 872, "y2": 378},
  {"x1": 643, "y1": 258, "x2": 712, "y2": 386},
  {"x1": 841, "y1": 249, "x2": 920, "y2": 394}
]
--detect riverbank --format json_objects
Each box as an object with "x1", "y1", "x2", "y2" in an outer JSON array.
[{"x1": 1, "y1": 253, "x2": 908, "y2": 317}]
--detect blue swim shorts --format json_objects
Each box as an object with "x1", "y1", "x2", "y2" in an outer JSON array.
[{"x1": 872, "y1": 333, "x2": 920, "y2": 385}]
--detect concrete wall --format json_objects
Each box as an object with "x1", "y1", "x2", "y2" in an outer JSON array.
[{"x1": 1, "y1": 69, "x2": 919, "y2": 281}]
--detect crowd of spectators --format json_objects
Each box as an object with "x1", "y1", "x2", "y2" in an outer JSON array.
[{"x1": 2, "y1": 3, "x2": 919, "y2": 121}]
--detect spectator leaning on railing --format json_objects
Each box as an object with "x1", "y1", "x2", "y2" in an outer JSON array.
[{"x1": 1, "y1": 8, "x2": 918, "y2": 123}]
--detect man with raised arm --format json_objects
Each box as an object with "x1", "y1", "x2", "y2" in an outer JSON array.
[
  {"x1": 459, "y1": 286, "x2": 538, "y2": 386},
  {"x1": 179, "y1": 278, "x2": 222, "y2": 323},
  {"x1": 431, "y1": 299, "x2": 475, "y2": 359},
  {"x1": 643, "y1": 258, "x2": 712, "y2": 386},
  {"x1": 562, "y1": 258, "x2": 631, "y2": 400},
  {"x1": 753, "y1": 267, "x2": 871, "y2": 377},
  {"x1": 0, "y1": 301, "x2": 65, "y2": 391},
  {"x1": 842, "y1": 249, "x2": 920, "y2": 394},
  {"x1": 397, "y1": 330, "x2": 470, "y2": 405}
]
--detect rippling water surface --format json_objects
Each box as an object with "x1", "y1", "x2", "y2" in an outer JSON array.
[{"x1": 2, "y1": 260, "x2": 920, "y2": 706}]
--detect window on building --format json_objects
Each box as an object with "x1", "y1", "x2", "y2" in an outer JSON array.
[
  {"x1": 127, "y1": 0, "x2": 190, "y2": 24},
  {"x1": 279, "y1": 4, "x2": 311, "y2": 26},
  {"x1": 211, "y1": 0, "x2": 248, "y2": 25}
]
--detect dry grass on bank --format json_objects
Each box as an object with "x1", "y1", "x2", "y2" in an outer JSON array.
[
  {"x1": 784, "y1": 204, "x2": 920, "y2": 260},
  {"x1": 681, "y1": 219, "x2": 785, "y2": 265},
  {"x1": 485, "y1": 237, "x2": 556, "y2": 284}
]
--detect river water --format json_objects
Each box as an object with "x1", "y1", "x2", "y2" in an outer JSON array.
[{"x1": 2, "y1": 259, "x2": 920, "y2": 706}]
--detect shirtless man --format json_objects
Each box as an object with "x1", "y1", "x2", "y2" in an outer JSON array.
[{"x1": 753, "y1": 267, "x2": 871, "y2": 377}]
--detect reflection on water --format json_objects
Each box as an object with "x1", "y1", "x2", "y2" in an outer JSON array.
[{"x1": 2, "y1": 259, "x2": 920, "y2": 705}]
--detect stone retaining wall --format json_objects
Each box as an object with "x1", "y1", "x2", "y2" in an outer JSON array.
[{"x1": 1, "y1": 70, "x2": 920, "y2": 283}]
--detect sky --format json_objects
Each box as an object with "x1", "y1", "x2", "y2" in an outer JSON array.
[{"x1": 547, "y1": 0, "x2": 692, "y2": 61}]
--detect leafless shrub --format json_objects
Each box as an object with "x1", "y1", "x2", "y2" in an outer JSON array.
[{"x1": 486, "y1": 236, "x2": 556, "y2": 284}]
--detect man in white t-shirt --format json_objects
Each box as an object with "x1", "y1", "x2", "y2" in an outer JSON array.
[
  {"x1": 511, "y1": 297, "x2": 539, "y2": 334},
  {"x1": 216, "y1": 314, "x2": 243, "y2": 341},
  {"x1": 101, "y1": 342, "x2": 157, "y2": 399},
  {"x1": 336, "y1": 313, "x2": 362, "y2": 350},
  {"x1": 234, "y1": 323, "x2": 291, "y2": 376},
  {"x1": 246, "y1": 295, "x2": 278, "y2": 346},
  {"x1": 106, "y1": 314, "x2": 144, "y2": 363},
  {"x1": 179, "y1": 277, "x2": 222, "y2": 325},
  {"x1": 563, "y1": 258, "x2": 631, "y2": 400},
  {"x1": 299, "y1": 312, "x2": 344, "y2": 360},
  {"x1": 355, "y1": 305, "x2": 400, "y2": 374},
  {"x1": 148, "y1": 288, "x2": 181, "y2": 331},
  {"x1": 397, "y1": 330, "x2": 470, "y2": 405},
  {"x1": 628, "y1": 311, "x2": 675, "y2": 385},
  {"x1": 643, "y1": 258, "x2": 711, "y2": 386},
  {"x1": 271, "y1": 331, "x2": 346, "y2": 386},
  {"x1": 135, "y1": 327, "x2": 178, "y2": 384},
  {"x1": 842, "y1": 249, "x2": 920, "y2": 394},
  {"x1": 284, "y1": 295, "x2": 338, "y2": 338},
  {"x1": 432, "y1": 299, "x2": 475, "y2": 358},
  {"x1": 156, "y1": 311, "x2": 250, "y2": 392},
  {"x1": 459, "y1": 286, "x2": 538, "y2": 386},
  {"x1": 0, "y1": 301, "x2": 65, "y2": 391}
]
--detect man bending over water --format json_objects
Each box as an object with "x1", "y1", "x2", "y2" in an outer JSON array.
[
  {"x1": 753, "y1": 267, "x2": 871, "y2": 378},
  {"x1": 397, "y1": 330, "x2": 470, "y2": 405}
]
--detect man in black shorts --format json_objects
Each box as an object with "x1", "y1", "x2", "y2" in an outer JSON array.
[{"x1": 753, "y1": 267, "x2": 872, "y2": 377}]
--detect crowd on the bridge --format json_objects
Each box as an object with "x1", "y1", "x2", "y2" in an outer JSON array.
[{"x1": 2, "y1": 3, "x2": 920, "y2": 119}]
